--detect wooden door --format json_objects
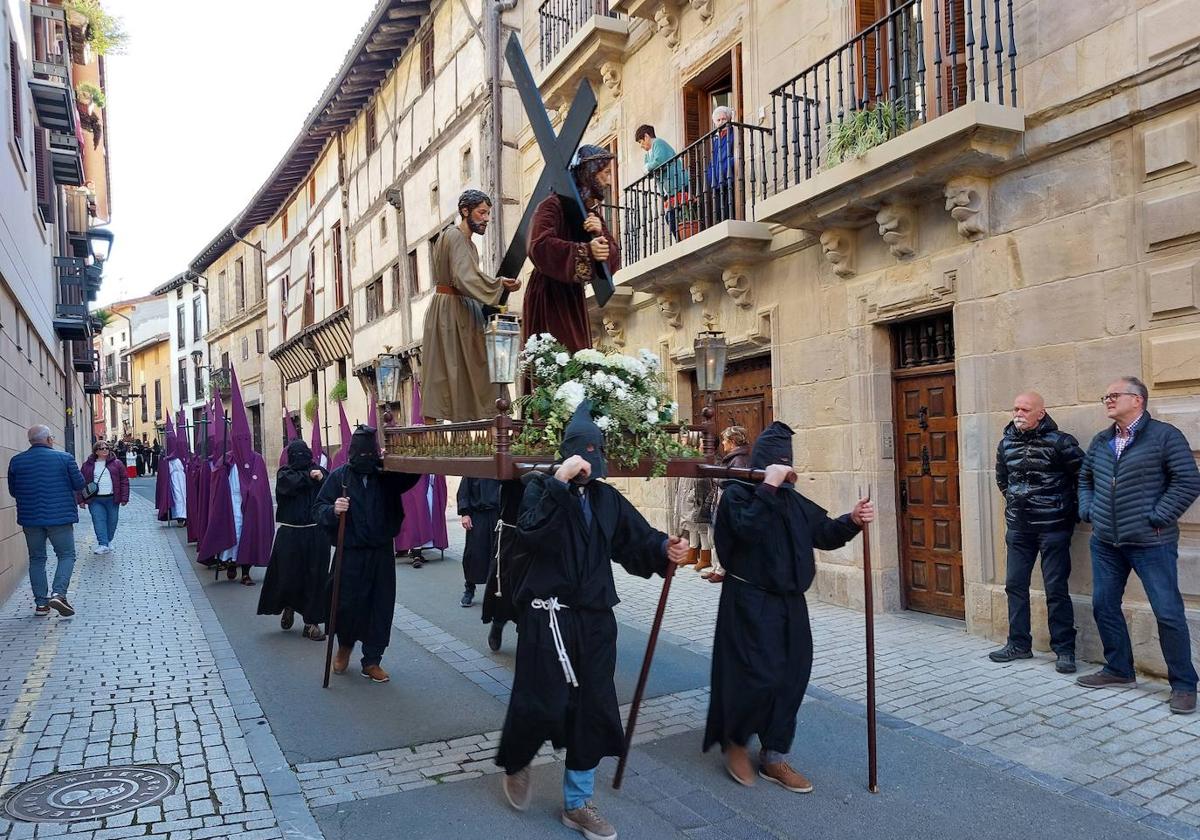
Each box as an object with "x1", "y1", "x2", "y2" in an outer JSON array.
[
  {"x1": 691, "y1": 355, "x2": 773, "y2": 444},
  {"x1": 894, "y1": 366, "x2": 963, "y2": 618}
]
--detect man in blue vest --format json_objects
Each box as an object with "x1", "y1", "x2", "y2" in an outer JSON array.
[
  {"x1": 1077, "y1": 377, "x2": 1200, "y2": 714},
  {"x1": 6, "y1": 425, "x2": 85, "y2": 617}
]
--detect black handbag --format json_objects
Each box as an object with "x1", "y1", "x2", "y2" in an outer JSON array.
[{"x1": 82, "y1": 480, "x2": 99, "y2": 500}]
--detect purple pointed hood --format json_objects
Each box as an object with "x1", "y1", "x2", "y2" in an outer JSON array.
[
  {"x1": 176, "y1": 409, "x2": 191, "y2": 459},
  {"x1": 310, "y1": 405, "x2": 324, "y2": 468},
  {"x1": 164, "y1": 412, "x2": 178, "y2": 461},
  {"x1": 331, "y1": 400, "x2": 353, "y2": 469},
  {"x1": 230, "y1": 366, "x2": 253, "y2": 466},
  {"x1": 280, "y1": 406, "x2": 299, "y2": 467},
  {"x1": 206, "y1": 397, "x2": 220, "y2": 464},
  {"x1": 155, "y1": 402, "x2": 175, "y2": 520}
]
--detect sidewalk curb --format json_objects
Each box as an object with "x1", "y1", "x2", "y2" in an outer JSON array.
[{"x1": 162, "y1": 521, "x2": 325, "y2": 840}]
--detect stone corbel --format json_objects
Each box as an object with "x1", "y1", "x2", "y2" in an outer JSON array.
[
  {"x1": 722, "y1": 267, "x2": 754, "y2": 310},
  {"x1": 944, "y1": 176, "x2": 989, "y2": 241},
  {"x1": 601, "y1": 313, "x2": 627, "y2": 347},
  {"x1": 688, "y1": 281, "x2": 719, "y2": 331},
  {"x1": 656, "y1": 290, "x2": 682, "y2": 329},
  {"x1": 600, "y1": 62, "x2": 621, "y2": 97},
  {"x1": 688, "y1": 0, "x2": 713, "y2": 22},
  {"x1": 819, "y1": 229, "x2": 856, "y2": 278},
  {"x1": 654, "y1": 4, "x2": 680, "y2": 49},
  {"x1": 875, "y1": 204, "x2": 917, "y2": 260}
]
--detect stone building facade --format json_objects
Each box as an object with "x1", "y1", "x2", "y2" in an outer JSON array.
[
  {"x1": 513, "y1": 0, "x2": 1200, "y2": 677},
  {"x1": 125, "y1": 332, "x2": 170, "y2": 444}
]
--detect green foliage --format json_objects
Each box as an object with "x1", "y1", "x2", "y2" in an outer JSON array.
[
  {"x1": 303, "y1": 394, "x2": 319, "y2": 422},
  {"x1": 76, "y1": 81, "x2": 106, "y2": 109},
  {"x1": 91, "y1": 308, "x2": 112, "y2": 329},
  {"x1": 65, "y1": 0, "x2": 128, "y2": 55},
  {"x1": 824, "y1": 101, "x2": 909, "y2": 168},
  {"x1": 328, "y1": 379, "x2": 348, "y2": 402}
]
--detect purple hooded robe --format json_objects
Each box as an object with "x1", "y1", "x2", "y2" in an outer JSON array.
[
  {"x1": 331, "y1": 401, "x2": 353, "y2": 470},
  {"x1": 279, "y1": 407, "x2": 300, "y2": 468},
  {"x1": 154, "y1": 405, "x2": 176, "y2": 521},
  {"x1": 212, "y1": 368, "x2": 274, "y2": 567},
  {"x1": 310, "y1": 406, "x2": 328, "y2": 470},
  {"x1": 395, "y1": 380, "x2": 449, "y2": 552},
  {"x1": 193, "y1": 398, "x2": 219, "y2": 561}
]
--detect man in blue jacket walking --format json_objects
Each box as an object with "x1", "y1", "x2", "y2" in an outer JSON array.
[
  {"x1": 6, "y1": 425, "x2": 85, "y2": 617},
  {"x1": 1077, "y1": 377, "x2": 1200, "y2": 714}
]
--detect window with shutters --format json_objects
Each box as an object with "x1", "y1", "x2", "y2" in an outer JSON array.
[
  {"x1": 304, "y1": 248, "x2": 316, "y2": 326},
  {"x1": 420, "y1": 29, "x2": 434, "y2": 90},
  {"x1": 34, "y1": 129, "x2": 54, "y2": 223},
  {"x1": 154, "y1": 379, "x2": 162, "y2": 420},
  {"x1": 177, "y1": 305, "x2": 186, "y2": 348},
  {"x1": 308, "y1": 176, "x2": 316, "y2": 209},
  {"x1": 192, "y1": 296, "x2": 203, "y2": 340},
  {"x1": 9, "y1": 39, "x2": 24, "y2": 163},
  {"x1": 682, "y1": 46, "x2": 742, "y2": 148},
  {"x1": 178, "y1": 358, "x2": 189, "y2": 403},
  {"x1": 365, "y1": 105, "x2": 377, "y2": 155},
  {"x1": 234, "y1": 258, "x2": 245, "y2": 312},
  {"x1": 241, "y1": 336, "x2": 249, "y2": 361},
  {"x1": 407, "y1": 250, "x2": 420, "y2": 298},
  {"x1": 256, "y1": 328, "x2": 264, "y2": 354},
  {"x1": 141, "y1": 385, "x2": 148, "y2": 423},
  {"x1": 217, "y1": 270, "x2": 228, "y2": 324},
  {"x1": 332, "y1": 222, "x2": 345, "y2": 309},
  {"x1": 193, "y1": 360, "x2": 203, "y2": 398},
  {"x1": 365, "y1": 278, "x2": 384, "y2": 323},
  {"x1": 222, "y1": 351, "x2": 230, "y2": 372},
  {"x1": 253, "y1": 244, "x2": 265, "y2": 301},
  {"x1": 391, "y1": 264, "x2": 401, "y2": 311},
  {"x1": 281, "y1": 203, "x2": 290, "y2": 241}
]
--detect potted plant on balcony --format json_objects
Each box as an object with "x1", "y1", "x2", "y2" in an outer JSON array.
[
  {"x1": 303, "y1": 394, "x2": 319, "y2": 422},
  {"x1": 64, "y1": 0, "x2": 128, "y2": 56},
  {"x1": 75, "y1": 81, "x2": 106, "y2": 113},
  {"x1": 328, "y1": 378, "x2": 349, "y2": 403},
  {"x1": 824, "y1": 100, "x2": 909, "y2": 169},
  {"x1": 672, "y1": 194, "x2": 701, "y2": 241}
]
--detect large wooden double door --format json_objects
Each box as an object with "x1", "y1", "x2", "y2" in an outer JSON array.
[
  {"x1": 691, "y1": 355, "x2": 773, "y2": 444},
  {"x1": 893, "y1": 366, "x2": 964, "y2": 618}
]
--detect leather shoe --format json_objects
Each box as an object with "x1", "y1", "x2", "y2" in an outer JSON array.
[
  {"x1": 988, "y1": 644, "x2": 1032, "y2": 663},
  {"x1": 1169, "y1": 690, "x2": 1196, "y2": 715},
  {"x1": 1076, "y1": 670, "x2": 1135, "y2": 689},
  {"x1": 725, "y1": 743, "x2": 755, "y2": 787},
  {"x1": 333, "y1": 645, "x2": 352, "y2": 675},
  {"x1": 488, "y1": 620, "x2": 504, "y2": 652},
  {"x1": 759, "y1": 761, "x2": 813, "y2": 793},
  {"x1": 361, "y1": 664, "x2": 390, "y2": 683},
  {"x1": 1055, "y1": 653, "x2": 1077, "y2": 674},
  {"x1": 502, "y1": 766, "x2": 532, "y2": 811}
]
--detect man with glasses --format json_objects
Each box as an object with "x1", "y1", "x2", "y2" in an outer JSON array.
[
  {"x1": 6, "y1": 425, "x2": 85, "y2": 617},
  {"x1": 1077, "y1": 377, "x2": 1200, "y2": 714}
]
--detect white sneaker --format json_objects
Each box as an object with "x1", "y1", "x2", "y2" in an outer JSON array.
[{"x1": 93, "y1": 546, "x2": 107, "y2": 555}]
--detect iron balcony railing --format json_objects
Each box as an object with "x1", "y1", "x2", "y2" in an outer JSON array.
[
  {"x1": 770, "y1": 0, "x2": 1018, "y2": 188},
  {"x1": 538, "y1": 0, "x2": 619, "y2": 67},
  {"x1": 621, "y1": 121, "x2": 772, "y2": 264}
]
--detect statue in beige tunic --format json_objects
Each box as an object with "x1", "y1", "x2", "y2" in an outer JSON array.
[{"x1": 420, "y1": 190, "x2": 521, "y2": 423}]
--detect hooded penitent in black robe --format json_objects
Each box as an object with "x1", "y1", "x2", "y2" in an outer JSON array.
[
  {"x1": 496, "y1": 402, "x2": 669, "y2": 773},
  {"x1": 257, "y1": 440, "x2": 332, "y2": 624},
  {"x1": 457, "y1": 478, "x2": 502, "y2": 585},
  {"x1": 703, "y1": 421, "x2": 861, "y2": 757},
  {"x1": 481, "y1": 479, "x2": 524, "y2": 627},
  {"x1": 313, "y1": 426, "x2": 421, "y2": 667}
]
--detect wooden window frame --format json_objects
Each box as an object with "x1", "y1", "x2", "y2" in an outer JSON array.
[
  {"x1": 234, "y1": 257, "x2": 246, "y2": 313},
  {"x1": 420, "y1": 29, "x2": 435, "y2": 90},
  {"x1": 332, "y1": 221, "x2": 345, "y2": 309},
  {"x1": 365, "y1": 104, "x2": 377, "y2": 155},
  {"x1": 407, "y1": 250, "x2": 420, "y2": 298}
]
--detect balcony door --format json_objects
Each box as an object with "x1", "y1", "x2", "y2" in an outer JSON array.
[{"x1": 682, "y1": 45, "x2": 744, "y2": 227}]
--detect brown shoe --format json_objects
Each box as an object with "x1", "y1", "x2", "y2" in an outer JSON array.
[
  {"x1": 683, "y1": 547, "x2": 699, "y2": 566},
  {"x1": 333, "y1": 645, "x2": 352, "y2": 675},
  {"x1": 759, "y1": 761, "x2": 813, "y2": 793},
  {"x1": 1076, "y1": 671, "x2": 1136, "y2": 689},
  {"x1": 1169, "y1": 690, "x2": 1197, "y2": 714},
  {"x1": 694, "y1": 550, "x2": 712, "y2": 571},
  {"x1": 561, "y1": 802, "x2": 616, "y2": 840},
  {"x1": 725, "y1": 743, "x2": 755, "y2": 787},
  {"x1": 361, "y1": 664, "x2": 390, "y2": 683},
  {"x1": 502, "y1": 766, "x2": 532, "y2": 811}
]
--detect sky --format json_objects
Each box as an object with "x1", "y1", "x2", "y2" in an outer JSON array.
[{"x1": 95, "y1": 0, "x2": 380, "y2": 306}]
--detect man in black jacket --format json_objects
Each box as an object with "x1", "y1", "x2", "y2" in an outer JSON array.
[
  {"x1": 1077, "y1": 377, "x2": 1199, "y2": 714},
  {"x1": 991, "y1": 391, "x2": 1085, "y2": 672}
]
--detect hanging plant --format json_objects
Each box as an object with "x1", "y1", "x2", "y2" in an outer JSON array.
[
  {"x1": 328, "y1": 379, "x2": 348, "y2": 402},
  {"x1": 75, "y1": 81, "x2": 106, "y2": 110},
  {"x1": 824, "y1": 101, "x2": 909, "y2": 169},
  {"x1": 303, "y1": 394, "x2": 319, "y2": 422},
  {"x1": 64, "y1": 0, "x2": 129, "y2": 55}
]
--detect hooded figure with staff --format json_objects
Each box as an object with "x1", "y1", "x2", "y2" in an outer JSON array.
[
  {"x1": 313, "y1": 425, "x2": 421, "y2": 684},
  {"x1": 703, "y1": 420, "x2": 874, "y2": 793},
  {"x1": 495, "y1": 402, "x2": 689, "y2": 840}
]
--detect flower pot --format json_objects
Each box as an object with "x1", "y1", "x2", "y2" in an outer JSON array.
[{"x1": 677, "y1": 220, "x2": 701, "y2": 240}]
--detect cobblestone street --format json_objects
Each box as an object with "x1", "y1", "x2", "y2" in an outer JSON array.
[{"x1": 0, "y1": 487, "x2": 1197, "y2": 840}]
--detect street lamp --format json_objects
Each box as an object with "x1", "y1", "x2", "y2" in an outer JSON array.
[
  {"x1": 87, "y1": 226, "x2": 114, "y2": 263},
  {"x1": 693, "y1": 330, "x2": 728, "y2": 459},
  {"x1": 375, "y1": 352, "x2": 403, "y2": 425},
  {"x1": 485, "y1": 313, "x2": 522, "y2": 416}
]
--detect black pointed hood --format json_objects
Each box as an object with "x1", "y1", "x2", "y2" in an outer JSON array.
[
  {"x1": 559, "y1": 400, "x2": 607, "y2": 481},
  {"x1": 348, "y1": 424, "x2": 383, "y2": 474},
  {"x1": 750, "y1": 421, "x2": 795, "y2": 470}
]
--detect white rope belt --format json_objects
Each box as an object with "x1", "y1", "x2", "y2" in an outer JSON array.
[
  {"x1": 530, "y1": 597, "x2": 578, "y2": 687},
  {"x1": 493, "y1": 519, "x2": 516, "y2": 596},
  {"x1": 277, "y1": 522, "x2": 317, "y2": 528}
]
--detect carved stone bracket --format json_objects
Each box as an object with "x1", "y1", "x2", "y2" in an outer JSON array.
[
  {"x1": 820, "y1": 228, "x2": 856, "y2": 278},
  {"x1": 600, "y1": 61, "x2": 621, "y2": 97},
  {"x1": 687, "y1": 0, "x2": 713, "y2": 21},
  {"x1": 601, "y1": 313, "x2": 627, "y2": 347},
  {"x1": 688, "y1": 281, "x2": 719, "y2": 330},
  {"x1": 722, "y1": 267, "x2": 753, "y2": 309},
  {"x1": 876, "y1": 203, "x2": 917, "y2": 260},
  {"x1": 656, "y1": 289, "x2": 682, "y2": 329},
  {"x1": 654, "y1": 4, "x2": 680, "y2": 49},
  {"x1": 944, "y1": 176, "x2": 988, "y2": 241}
]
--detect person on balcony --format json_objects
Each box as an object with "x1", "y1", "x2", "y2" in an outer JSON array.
[
  {"x1": 422, "y1": 190, "x2": 521, "y2": 422},
  {"x1": 524, "y1": 145, "x2": 621, "y2": 354},
  {"x1": 705, "y1": 106, "x2": 737, "y2": 226},
  {"x1": 636, "y1": 124, "x2": 690, "y2": 241},
  {"x1": 496, "y1": 401, "x2": 689, "y2": 840}
]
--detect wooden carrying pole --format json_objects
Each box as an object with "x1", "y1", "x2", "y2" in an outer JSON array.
[
  {"x1": 613, "y1": 560, "x2": 676, "y2": 790},
  {"x1": 322, "y1": 484, "x2": 350, "y2": 689},
  {"x1": 861, "y1": 486, "x2": 879, "y2": 793}
]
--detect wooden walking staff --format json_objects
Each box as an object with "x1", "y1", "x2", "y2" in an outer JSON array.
[
  {"x1": 613, "y1": 560, "x2": 677, "y2": 790},
  {"x1": 860, "y1": 485, "x2": 879, "y2": 793},
  {"x1": 322, "y1": 476, "x2": 350, "y2": 689}
]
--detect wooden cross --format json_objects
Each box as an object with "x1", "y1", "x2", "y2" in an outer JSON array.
[{"x1": 499, "y1": 32, "x2": 615, "y2": 308}]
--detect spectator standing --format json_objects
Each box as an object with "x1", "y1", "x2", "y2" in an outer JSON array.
[
  {"x1": 706, "y1": 106, "x2": 737, "y2": 225},
  {"x1": 1077, "y1": 377, "x2": 1200, "y2": 714},
  {"x1": 636, "y1": 124, "x2": 689, "y2": 241},
  {"x1": 6, "y1": 425, "x2": 85, "y2": 617},
  {"x1": 80, "y1": 440, "x2": 130, "y2": 555}
]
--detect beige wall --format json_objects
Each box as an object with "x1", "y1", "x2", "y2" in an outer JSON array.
[{"x1": 128, "y1": 340, "x2": 171, "y2": 443}]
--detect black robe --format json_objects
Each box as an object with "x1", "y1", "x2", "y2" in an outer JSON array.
[
  {"x1": 704, "y1": 482, "x2": 860, "y2": 755},
  {"x1": 257, "y1": 463, "x2": 332, "y2": 623},
  {"x1": 457, "y1": 478, "x2": 501, "y2": 585},
  {"x1": 496, "y1": 474, "x2": 668, "y2": 773},
  {"x1": 481, "y1": 479, "x2": 524, "y2": 626},
  {"x1": 313, "y1": 465, "x2": 421, "y2": 655}
]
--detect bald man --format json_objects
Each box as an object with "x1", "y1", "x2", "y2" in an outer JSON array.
[{"x1": 992, "y1": 392, "x2": 1085, "y2": 672}]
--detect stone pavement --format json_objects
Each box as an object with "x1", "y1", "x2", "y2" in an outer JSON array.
[{"x1": 0, "y1": 492, "x2": 319, "y2": 840}]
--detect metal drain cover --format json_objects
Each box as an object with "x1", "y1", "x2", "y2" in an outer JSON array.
[{"x1": 2, "y1": 765, "x2": 179, "y2": 822}]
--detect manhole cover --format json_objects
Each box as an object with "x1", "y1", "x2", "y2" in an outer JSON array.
[{"x1": 2, "y1": 765, "x2": 179, "y2": 823}]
